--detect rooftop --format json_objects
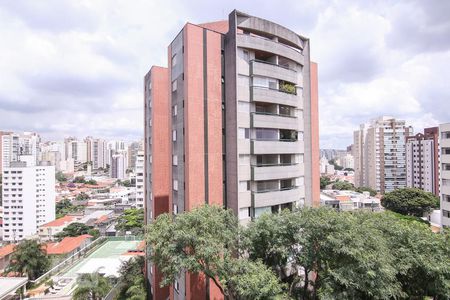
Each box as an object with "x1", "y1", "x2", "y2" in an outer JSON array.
[
  {"x1": 46, "y1": 234, "x2": 92, "y2": 255},
  {"x1": 0, "y1": 244, "x2": 15, "y2": 259},
  {"x1": 41, "y1": 215, "x2": 77, "y2": 228}
]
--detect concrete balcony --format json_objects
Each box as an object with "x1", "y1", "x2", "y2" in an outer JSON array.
[
  {"x1": 251, "y1": 163, "x2": 304, "y2": 181},
  {"x1": 237, "y1": 34, "x2": 304, "y2": 65},
  {"x1": 251, "y1": 140, "x2": 303, "y2": 155},
  {"x1": 251, "y1": 113, "x2": 299, "y2": 130},
  {"x1": 252, "y1": 187, "x2": 301, "y2": 208},
  {"x1": 251, "y1": 87, "x2": 301, "y2": 108},
  {"x1": 251, "y1": 60, "x2": 298, "y2": 83}
]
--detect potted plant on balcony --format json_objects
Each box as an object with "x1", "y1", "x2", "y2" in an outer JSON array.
[{"x1": 279, "y1": 81, "x2": 296, "y2": 94}]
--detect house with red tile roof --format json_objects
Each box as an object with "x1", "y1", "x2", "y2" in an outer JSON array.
[
  {"x1": 0, "y1": 244, "x2": 16, "y2": 273},
  {"x1": 38, "y1": 215, "x2": 81, "y2": 241},
  {"x1": 45, "y1": 234, "x2": 92, "y2": 257}
]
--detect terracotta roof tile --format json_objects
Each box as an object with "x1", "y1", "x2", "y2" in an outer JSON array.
[
  {"x1": 0, "y1": 244, "x2": 15, "y2": 259},
  {"x1": 40, "y1": 215, "x2": 76, "y2": 228},
  {"x1": 45, "y1": 234, "x2": 92, "y2": 255}
]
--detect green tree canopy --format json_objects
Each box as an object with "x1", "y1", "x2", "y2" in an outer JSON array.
[
  {"x1": 55, "y1": 222, "x2": 91, "y2": 240},
  {"x1": 320, "y1": 176, "x2": 333, "y2": 189},
  {"x1": 72, "y1": 272, "x2": 111, "y2": 300},
  {"x1": 117, "y1": 256, "x2": 147, "y2": 300},
  {"x1": 147, "y1": 205, "x2": 450, "y2": 299},
  {"x1": 381, "y1": 188, "x2": 440, "y2": 217},
  {"x1": 116, "y1": 208, "x2": 144, "y2": 235},
  {"x1": 55, "y1": 171, "x2": 67, "y2": 182},
  {"x1": 6, "y1": 240, "x2": 50, "y2": 280},
  {"x1": 331, "y1": 180, "x2": 355, "y2": 190},
  {"x1": 147, "y1": 205, "x2": 285, "y2": 299},
  {"x1": 355, "y1": 186, "x2": 377, "y2": 196}
]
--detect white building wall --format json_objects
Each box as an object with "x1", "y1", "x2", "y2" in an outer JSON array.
[
  {"x1": 135, "y1": 151, "x2": 145, "y2": 208},
  {"x1": 439, "y1": 123, "x2": 450, "y2": 228},
  {"x1": 2, "y1": 164, "x2": 55, "y2": 241}
]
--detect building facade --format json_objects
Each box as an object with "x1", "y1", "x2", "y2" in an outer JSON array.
[
  {"x1": 144, "y1": 10, "x2": 320, "y2": 299},
  {"x1": 439, "y1": 123, "x2": 450, "y2": 228},
  {"x1": 405, "y1": 127, "x2": 439, "y2": 195},
  {"x1": 1, "y1": 132, "x2": 40, "y2": 170},
  {"x1": 110, "y1": 151, "x2": 128, "y2": 179},
  {"x1": 86, "y1": 137, "x2": 108, "y2": 170},
  {"x1": 135, "y1": 150, "x2": 144, "y2": 208},
  {"x1": 353, "y1": 116, "x2": 412, "y2": 194},
  {"x1": 2, "y1": 162, "x2": 55, "y2": 241}
]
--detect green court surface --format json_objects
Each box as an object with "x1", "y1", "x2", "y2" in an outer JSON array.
[{"x1": 64, "y1": 240, "x2": 140, "y2": 277}]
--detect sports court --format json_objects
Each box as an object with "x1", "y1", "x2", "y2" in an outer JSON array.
[{"x1": 49, "y1": 239, "x2": 141, "y2": 296}]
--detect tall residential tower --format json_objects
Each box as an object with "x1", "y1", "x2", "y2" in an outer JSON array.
[
  {"x1": 144, "y1": 10, "x2": 320, "y2": 299},
  {"x1": 353, "y1": 116, "x2": 412, "y2": 194}
]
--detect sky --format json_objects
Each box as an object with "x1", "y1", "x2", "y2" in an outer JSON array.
[{"x1": 0, "y1": 0, "x2": 449, "y2": 149}]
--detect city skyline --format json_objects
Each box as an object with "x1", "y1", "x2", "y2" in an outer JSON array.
[{"x1": 0, "y1": 0, "x2": 449, "y2": 148}]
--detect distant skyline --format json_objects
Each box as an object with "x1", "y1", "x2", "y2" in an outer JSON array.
[{"x1": 0, "y1": 0, "x2": 448, "y2": 148}]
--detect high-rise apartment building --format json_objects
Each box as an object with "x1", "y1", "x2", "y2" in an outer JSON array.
[
  {"x1": 353, "y1": 116, "x2": 412, "y2": 194},
  {"x1": 64, "y1": 137, "x2": 87, "y2": 165},
  {"x1": 86, "y1": 137, "x2": 108, "y2": 169},
  {"x1": 135, "y1": 150, "x2": 144, "y2": 208},
  {"x1": 110, "y1": 151, "x2": 128, "y2": 179},
  {"x1": 2, "y1": 161, "x2": 55, "y2": 241},
  {"x1": 439, "y1": 123, "x2": 450, "y2": 228},
  {"x1": 1, "y1": 132, "x2": 40, "y2": 169},
  {"x1": 144, "y1": 10, "x2": 319, "y2": 299},
  {"x1": 406, "y1": 127, "x2": 439, "y2": 195}
]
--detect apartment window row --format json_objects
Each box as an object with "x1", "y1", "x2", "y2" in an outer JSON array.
[{"x1": 443, "y1": 210, "x2": 450, "y2": 218}]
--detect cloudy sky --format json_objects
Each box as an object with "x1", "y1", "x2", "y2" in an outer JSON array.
[{"x1": 0, "y1": 0, "x2": 449, "y2": 148}]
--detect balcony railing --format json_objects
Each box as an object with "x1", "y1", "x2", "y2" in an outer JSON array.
[
  {"x1": 251, "y1": 59, "x2": 297, "y2": 72},
  {"x1": 252, "y1": 162, "x2": 298, "y2": 167},
  {"x1": 253, "y1": 185, "x2": 298, "y2": 194},
  {"x1": 252, "y1": 111, "x2": 296, "y2": 118},
  {"x1": 252, "y1": 85, "x2": 297, "y2": 96}
]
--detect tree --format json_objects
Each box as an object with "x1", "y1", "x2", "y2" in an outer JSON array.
[
  {"x1": 118, "y1": 179, "x2": 132, "y2": 187},
  {"x1": 117, "y1": 256, "x2": 147, "y2": 300},
  {"x1": 116, "y1": 208, "x2": 144, "y2": 235},
  {"x1": 355, "y1": 186, "x2": 377, "y2": 196},
  {"x1": 72, "y1": 272, "x2": 111, "y2": 300},
  {"x1": 329, "y1": 158, "x2": 343, "y2": 171},
  {"x1": 6, "y1": 240, "x2": 50, "y2": 280},
  {"x1": 76, "y1": 192, "x2": 90, "y2": 201},
  {"x1": 331, "y1": 180, "x2": 354, "y2": 190},
  {"x1": 381, "y1": 188, "x2": 440, "y2": 217},
  {"x1": 147, "y1": 205, "x2": 285, "y2": 299},
  {"x1": 86, "y1": 179, "x2": 97, "y2": 185},
  {"x1": 55, "y1": 171, "x2": 67, "y2": 182},
  {"x1": 55, "y1": 222, "x2": 91, "y2": 239},
  {"x1": 55, "y1": 198, "x2": 83, "y2": 218},
  {"x1": 320, "y1": 176, "x2": 333, "y2": 189}
]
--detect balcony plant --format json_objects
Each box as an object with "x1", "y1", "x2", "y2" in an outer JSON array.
[{"x1": 279, "y1": 81, "x2": 296, "y2": 95}]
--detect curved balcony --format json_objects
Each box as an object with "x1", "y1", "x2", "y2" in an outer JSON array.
[
  {"x1": 251, "y1": 112, "x2": 300, "y2": 131},
  {"x1": 251, "y1": 139, "x2": 303, "y2": 155},
  {"x1": 251, "y1": 163, "x2": 304, "y2": 181},
  {"x1": 251, "y1": 86, "x2": 301, "y2": 108},
  {"x1": 252, "y1": 186, "x2": 304, "y2": 208},
  {"x1": 250, "y1": 60, "x2": 298, "y2": 83},
  {"x1": 237, "y1": 34, "x2": 304, "y2": 65}
]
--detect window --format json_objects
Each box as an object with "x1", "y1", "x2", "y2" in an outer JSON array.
[
  {"x1": 239, "y1": 181, "x2": 250, "y2": 192},
  {"x1": 172, "y1": 130, "x2": 177, "y2": 141},
  {"x1": 172, "y1": 54, "x2": 177, "y2": 67},
  {"x1": 173, "y1": 155, "x2": 178, "y2": 166},
  {"x1": 239, "y1": 207, "x2": 251, "y2": 219},
  {"x1": 255, "y1": 128, "x2": 277, "y2": 140},
  {"x1": 242, "y1": 50, "x2": 249, "y2": 62},
  {"x1": 173, "y1": 204, "x2": 178, "y2": 215},
  {"x1": 173, "y1": 105, "x2": 178, "y2": 116},
  {"x1": 172, "y1": 80, "x2": 177, "y2": 92},
  {"x1": 443, "y1": 210, "x2": 450, "y2": 218},
  {"x1": 174, "y1": 280, "x2": 180, "y2": 292},
  {"x1": 173, "y1": 180, "x2": 178, "y2": 191},
  {"x1": 239, "y1": 128, "x2": 250, "y2": 139}
]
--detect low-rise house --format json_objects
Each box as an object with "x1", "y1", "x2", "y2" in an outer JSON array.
[
  {"x1": 45, "y1": 234, "x2": 93, "y2": 257},
  {"x1": 321, "y1": 190, "x2": 382, "y2": 211},
  {"x1": 0, "y1": 244, "x2": 15, "y2": 273},
  {"x1": 38, "y1": 215, "x2": 80, "y2": 241}
]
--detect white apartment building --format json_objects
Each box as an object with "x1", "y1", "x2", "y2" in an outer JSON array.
[
  {"x1": 2, "y1": 161, "x2": 55, "y2": 241},
  {"x1": 1, "y1": 132, "x2": 40, "y2": 170},
  {"x1": 86, "y1": 137, "x2": 108, "y2": 169},
  {"x1": 110, "y1": 151, "x2": 128, "y2": 179},
  {"x1": 439, "y1": 123, "x2": 450, "y2": 228},
  {"x1": 337, "y1": 153, "x2": 354, "y2": 170},
  {"x1": 64, "y1": 138, "x2": 87, "y2": 165},
  {"x1": 353, "y1": 116, "x2": 413, "y2": 194},
  {"x1": 406, "y1": 128, "x2": 439, "y2": 195},
  {"x1": 135, "y1": 150, "x2": 144, "y2": 208}
]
